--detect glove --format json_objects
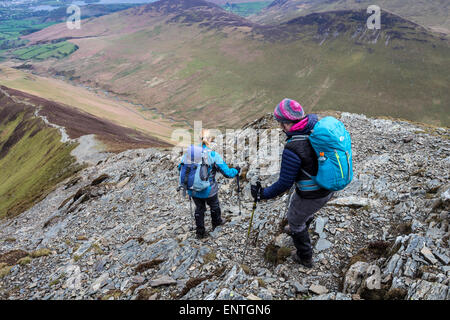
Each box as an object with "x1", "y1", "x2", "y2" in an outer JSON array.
[
  {"x1": 251, "y1": 181, "x2": 264, "y2": 202},
  {"x1": 235, "y1": 166, "x2": 241, "y2": 173}
]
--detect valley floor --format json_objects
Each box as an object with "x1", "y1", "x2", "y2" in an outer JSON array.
[{"x1": 0, "y1": 63, "x2": 176, "y2": 144}]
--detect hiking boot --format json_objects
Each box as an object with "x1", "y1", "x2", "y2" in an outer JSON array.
[
  {"x1": 300, "y1": 257, "x2": 313, "y2": 269},
  {"x1": 292, "y1": 253, "x2": 313, "y2": 268},
  {"x1": 196, "y1": 230, "x2": 207, "y2": 240},
  {"x1": 212, "y1": 219, "x2": 224, "y2": 231},
  {"x1": 284, "y1": 224, "x2": 292, "y2": 236}
]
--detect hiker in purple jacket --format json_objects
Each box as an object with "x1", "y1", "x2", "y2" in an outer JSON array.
[{"x1": 251, "y1": 98, "x2": 334, "y2": 268}]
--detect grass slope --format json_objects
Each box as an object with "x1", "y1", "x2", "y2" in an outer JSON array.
[
  {"x1": 0, "y1": 91, "x2": 82, "y2": 219},
  {"x1": 0, "y1": 19, "x2": 55, "y2": 48}
]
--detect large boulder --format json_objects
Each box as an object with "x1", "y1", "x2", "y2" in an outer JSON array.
[{"x1": 343, "y1": 261, "x2": 381, "y2": 295}]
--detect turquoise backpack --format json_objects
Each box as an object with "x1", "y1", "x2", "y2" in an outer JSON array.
[{"x1": 299, "y1": 116, "x2": 353, "y2": 191}]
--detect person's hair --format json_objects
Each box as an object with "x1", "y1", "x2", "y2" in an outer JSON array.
[
  {"x1": 280, "y1": 121, "x2": 294, "y2": 130},
  {"x1": 201, "y1": 129, "x2": 215, "y2": 147},
  {"x1": 281, "y1": 116, "x2": 307, "y2": 127}
]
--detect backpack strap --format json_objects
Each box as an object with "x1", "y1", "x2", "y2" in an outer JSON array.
[
  {"x1": 286, "y1": 134, "x2": 315, "y2": 179},
  {"x1": 286, "y1": 135, "x2": 309, "y2": 143},
  {"x1": 191, "y1": 146, "x2": 197, "y2": 163},
  {"x1": 201, "y1": 148, "x2": 209, "y2": 165},
  {"x1": 296, "y1": 179, "x2": 321, "y2": 191},
  {"x1": 300, "y1": 168, "x2": 312, "y2": 179},
  {"x1": 183, "y1": 165, "x2": 191, "y2": 187},
  {"x1": 200, "y1": 148, "x2": 213, "y2": 182}
]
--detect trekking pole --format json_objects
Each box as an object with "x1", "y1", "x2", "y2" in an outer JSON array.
[
  {"x1": 235, "y1": 134, "x2": 241, "y2": 216},
  {"x1": 283, "y1": 185, "x2": 295, "y2": 223},
  {"x1": 240, "y1": 183, "x2": 259, "y2": 265},
  {"x1": 178, "y1": 186, "x2": 194, "y2": 231},
  {"x1": 189, "y1": 196, "x2": 194, "y2": 231},
  {"x1": 271, "y1": 185, "x2": 295, "y2": 239},
  {"x1": 236, "y1": 173, "x2": 242, "y2": 216},
  {"x1": 285, "y1": 185, "x2": 295, "y2": 215}
]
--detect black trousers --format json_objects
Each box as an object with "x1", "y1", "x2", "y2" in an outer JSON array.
[
  {"x1": 192, "y1": 194, "x2": 222, "y2": 234},
  {"x1": 291, "y1": 217, "x2": 314, "y2": 260},
  {"x1": 287, "y1": 191, "x2": 334, "y2": 260}
]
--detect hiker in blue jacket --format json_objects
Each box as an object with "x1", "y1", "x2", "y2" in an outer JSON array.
[
  {"x1": 180, "y1": 129, "x2": 239, "y2": 239},
  {"x1": 251, "y1": 99, "x2": 334, "y2": 268}
]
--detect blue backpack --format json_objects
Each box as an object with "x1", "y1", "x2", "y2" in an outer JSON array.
[
  {"x1": 179, "y1": 145, "x2": 212, "y2": 192},
  {"x1": 299, "y1": 116, "x2": 353, "y2": 191}
]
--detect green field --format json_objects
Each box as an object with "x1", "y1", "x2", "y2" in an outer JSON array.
[
  {"x1": 0, "y1": 19, "x2": 58, "y2": 59},
  {"x1": 12, "y1": 41, "x2": 78, "y2": 60},
  {"x1": 0, "y1": 19, "x2": 56, "y2": 39},
  {"x1": 0, "y1": 3, "x2": 141, "y2": 61},
  {"x1": 222, "y1": 1, "x2": 271, "y2": 17}
]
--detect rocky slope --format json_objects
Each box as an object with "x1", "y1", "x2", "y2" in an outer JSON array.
[{"x1": 0, "y1": 112, "x2": 449, "y2": 300}]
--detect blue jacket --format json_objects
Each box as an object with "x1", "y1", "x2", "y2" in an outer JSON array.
[
  {"x1": 262, "y1": 114, "x2": 319, "y2": 200},
  {"x1": 179, "y1": 144, "x2": 238, "y2": 199}
]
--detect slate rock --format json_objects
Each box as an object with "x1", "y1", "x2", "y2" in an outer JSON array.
[
  {"x1": 420, "y1": 246, "x2": 438, "y2": 265},
  {"x1": 291, "y1": 281, "x2": 308, "y2": 294},
  {"x1": 315, "y1": 239, "x2": 332, "y2": 252},
  {"x1": 149, "y1": 276, "x2": 177, "y2": 287},
  {"x1": 90, "y1": 272, "x2": 109, "y2": 293},
  {"x1": 432, "y1": 251, "x2": 449, "y2": 265},
  {"x1": 309, "y1": 284, "x2": 328, "y2": 295},
  {"x1": 407, "y1": 280, "x2": 449, "y2": 300}
]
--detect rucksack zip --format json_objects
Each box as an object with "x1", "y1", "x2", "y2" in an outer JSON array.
[
  {"x1": 346, "y1": 151, "x2": 351, "y2": 182},
  {"x1": 335, "y1": 150, "x2": 344, "y2": 179}
]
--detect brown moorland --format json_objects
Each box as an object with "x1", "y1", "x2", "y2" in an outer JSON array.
[{"x1": 1, "y1": 86, "x2": 172, "y2": 152}]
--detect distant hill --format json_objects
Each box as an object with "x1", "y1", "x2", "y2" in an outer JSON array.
[
  {"x1": 251, "y1": 0, "x2": 450, "y2": 35},
  {"x1": 20, "y1": 0, "x2": 450, "y2": 127}
]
